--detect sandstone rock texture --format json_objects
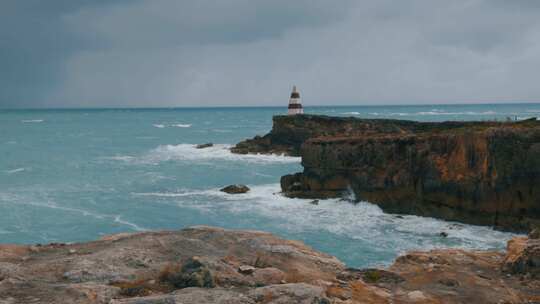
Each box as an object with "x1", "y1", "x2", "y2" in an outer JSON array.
[
  {"x1": 0, "y1": 226, "x2": 539, "y2": 303},
  {"x1": 234, "y1": 114, "x2": 540, "y2": 232}
]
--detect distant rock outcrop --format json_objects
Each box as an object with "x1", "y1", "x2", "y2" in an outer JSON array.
[
  {"x1": 235, "y1": 115, "x2": 540, "y2": 232},
  {"x1": 220, "y1": 184, "x2": 250, "y2": 194},
  {"x1": 196, "y1": 143, "x2": 214, "y2": 149},
  {"x1": 0, "y1": 226, "x2": 538, "y2": 303}
]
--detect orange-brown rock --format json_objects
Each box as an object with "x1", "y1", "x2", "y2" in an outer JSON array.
[
  {"x1": 503, "y1": 233, "x2": 540, "y2": 277},
  {"x1": 232, "y1": 115, "x2": 501, "y2": 156},
  {"x1": 256, "y1": 115, "x2": 540, "y2": 232},
  {"x1": 0, "y1": 226, "x2": 539, "y2": 303}
]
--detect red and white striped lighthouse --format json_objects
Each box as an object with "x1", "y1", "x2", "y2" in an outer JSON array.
[{"x1": 287, "y1": 85, "x2": 303, "y2": 115}]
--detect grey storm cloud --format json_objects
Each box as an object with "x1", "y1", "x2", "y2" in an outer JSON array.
[{"x1": 1, "y1": 0, "x2": 540, "y2": 108}]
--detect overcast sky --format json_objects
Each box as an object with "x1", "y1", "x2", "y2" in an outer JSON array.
[{"x1": 1, "y1": 0, "x2": 540, "y2": 108}]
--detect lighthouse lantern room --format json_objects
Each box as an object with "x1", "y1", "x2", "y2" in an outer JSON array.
[{"x1": 287, "y1": 85, "x2": 304, "y2": 115}]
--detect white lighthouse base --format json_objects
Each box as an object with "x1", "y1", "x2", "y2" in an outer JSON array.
[{"x1": 288, "y1": 108, "x2": 304, "y2": 115}]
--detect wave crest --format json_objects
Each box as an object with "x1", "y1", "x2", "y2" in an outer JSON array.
[{"x1": 147, "y1": 144, "x2": 300, "y2": 164}]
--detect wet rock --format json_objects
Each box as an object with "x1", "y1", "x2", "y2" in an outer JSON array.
[
  {"x1": 439, "y1": 232, "x2": 448, "y2": 238},
  {"x1": 196, "y1": 143, "x2": 213, "y2": 149},
  {"x1": 220, "y1": 184, "x2": 250, "y2": 194},
  {"x1": 309, "y1": 200, "x2": 319, "y2": 205}
]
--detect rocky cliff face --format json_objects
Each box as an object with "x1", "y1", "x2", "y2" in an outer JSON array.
[
  {"x1": 280, "y1": 118, "x2": 540, "y2": 232},
  {"x1": 232, "y1": 115, "x2": 503, "y2": 156},
  {"x1": 1, "y1": 226, "x2": 538, "y2": 304},
  {"x1": 234, "y1": 114, "x2": 540, "y2": 232}
]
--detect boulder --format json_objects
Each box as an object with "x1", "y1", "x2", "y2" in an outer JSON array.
[
  {"x1": 238, "y1": 265, "x2": 255, "y2": 275},
  {"x1": 196, "y1": 143, "x2": 213, "y2": 149},
  {"x1": 503, "y1": 236, "x2": 540, "y2": 277},
  {"x1": 220, "y1": 184, "x2": 250, "y2": 194},
  {"x1": 160, "y1": 257, "x2": 215, "y2": 289}
]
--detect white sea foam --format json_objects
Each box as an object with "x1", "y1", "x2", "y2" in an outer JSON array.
[
  {"x1": 154, "y1": 123, "x2": 192, "y2": 128},
  {"x1": 0, "y1": 193, "x2": 107, "y2": 220},
  {"x1": 114, "y1": 215, "x2": 146, "y2": 231},
  {"x1": 0, "y1": 190, "x2": 147, "y2": 232},
  {"x1": 139, "y1": 144, "x2": 300, "y2": 164},
  {"x1": 101, "y1": 155, "x2": 136, "y2": 161},
  {"x1": 132, "y1": 190, "x2": 213, "y2": 198},
  {"x1": 5, "y1": 168, "x2": 25, "y2": 174},
  {"x1": 0, "y1": 229, "x2": 13, "y2": 234},
  {"x1": 21, "y1": 119, "x2": 44, "y2": 123},
  {"x1": 154, "y1": 183, "x2": 515, "y2": 264},
  {"x1": 341, "y1": 112, "x2": 361, "y2": 115},
  {"x1": 385, "y1": 110, "x2": 498, "y2": 117},
  {"x1": 171, "y1": 123, "x2": 192, "y2": 128}
]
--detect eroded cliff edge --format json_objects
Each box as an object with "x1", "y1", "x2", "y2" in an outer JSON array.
[
  {"x1": 233, "y1": 115, "x2": 540, "y2": 232},
  {"x1": 1, "y1": 226, "x2": 539, "y2": 303}
]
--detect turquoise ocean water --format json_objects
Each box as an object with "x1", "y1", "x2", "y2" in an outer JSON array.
[{"x1": 1, "y1": 104, "x2": 539, "y2": 267}]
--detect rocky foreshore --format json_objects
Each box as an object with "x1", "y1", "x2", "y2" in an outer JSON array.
[
  {"x1": 0, "y1": 226, "x2": 539, "y2": 304},
  {"x1": 233, "y1": 115, "x2": 540, "y2": 232}
]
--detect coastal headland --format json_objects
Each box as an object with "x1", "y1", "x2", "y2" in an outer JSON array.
[{"x1": 233, "y1": 115, "x2": 540, "y2": 232}]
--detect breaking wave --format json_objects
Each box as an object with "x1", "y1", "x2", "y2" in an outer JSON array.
[
  {"x1": 141, "y1": 183, "x2": 516, "y2": 266},
  {"x1": 123, "y1": 144, "x2": 301, "y2": 164},
  {"x1": 5, "y1": 168, "x2": 26, "y2": 174},
  {"x1": 369, "y1": 110, "x2": 498, "y2": 117},
  {"x1": 153, "y1": 123, "x2": 192, "y2": 128},
  {"x1": 21, "y1": 119, "x2": 44, "y2": 123},
  {"x1": 114, "y1": 215, "x2": 146, "y2": 231}
]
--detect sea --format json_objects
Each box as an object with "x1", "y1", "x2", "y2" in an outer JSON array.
[{"x1": 1, "y1": 103, "x2": 539, "y2": 267}]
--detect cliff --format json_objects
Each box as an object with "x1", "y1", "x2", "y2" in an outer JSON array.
[
  {"x1": 231, "y1": 115, "x2": 505, "y2": 156},
  {"x1": 233, "y1": 115, "x2": 540, "y2": 232},
  {"x1": 0, "y1": 226, "x2": 538, "y2": 303}
]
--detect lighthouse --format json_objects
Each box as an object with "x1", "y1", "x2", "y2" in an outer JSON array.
[{"x1": 287, "y1": 85, "x2": 304, "y2": 115}]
